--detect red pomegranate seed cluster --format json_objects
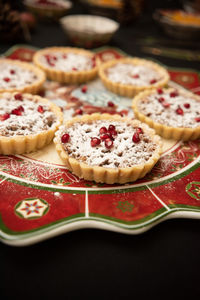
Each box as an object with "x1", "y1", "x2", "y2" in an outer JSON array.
[
  {"x1": 60, "y1": 123, "x2": 145, "y2": 148},
  {"x1": 156, "y1": 90, "x2": 184, "y2": 110},
  {"x1": 157, "y1": 94, "x2": 170, "y2": 108},
  {"x1": 90, "y1": 124, "x2": 118, "y2": 149},
  {"x1": 156, "y1": 90, "x2": 200, "y2": 122},
  {"x1": 3, "y1": 69, "x2": 22, "y2": 84},
  {"x1": 0, "y1": 94, "x2": 47, "y2": 122}
]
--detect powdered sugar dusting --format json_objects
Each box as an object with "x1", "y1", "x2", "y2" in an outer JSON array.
[
  {"x1": 0, "y1": 63, "x2": 38, "y2": 89},
  {"x1": 41, "y1": 52, "x2": 93, "y2": 71},
  {"x1": 57, "y1": 120, "x2": 158, "y2": 169},
  {"x1": 0, "y1": 93, "x2": 58, "y2": 136},
  {"x1": 138, "y1": 89, "x2": 200, "y2": 128},
  {"x1": 107, "y1": 63, "x2": 162, "y2": 86}
]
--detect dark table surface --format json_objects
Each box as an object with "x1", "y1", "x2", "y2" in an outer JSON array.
[{"x1": 1, "y1": 1, "x2": 200, "y2": 299}]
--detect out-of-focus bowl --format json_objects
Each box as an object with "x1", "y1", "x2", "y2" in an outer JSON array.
[
  {"x1": 153, "y1": 9, "x2": 200, "y2": 40},
  {"x1": 60, "y1": 14, "x2": 119, "y2": 48},
  {"x1": 24, "y1": 0, "x2": 72, "y2": 21}
]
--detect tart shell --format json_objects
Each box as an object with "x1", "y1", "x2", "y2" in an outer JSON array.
[
  {"x1": 0, "y1": 92, "x2": 63, "y2": 155},
  {"x1": 98, "y1": 57, "x2": 169, "y2": 97},
  {"x1": 33, "y1": 47, "x2": 99, "y2": 84},
  {"x1": 54, "y1": 113, "x2": 162, "y2": 184},
  {"x1": 0, "y1": 59, "x2": 46, "y2": 94},
  {"x1": 132, "y1": 88, "x2": 200, "y2": 141}
]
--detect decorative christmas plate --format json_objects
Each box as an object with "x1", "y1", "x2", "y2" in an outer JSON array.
[{"x1": 1, "y1": 45, "x2": 200, "y2": 246}]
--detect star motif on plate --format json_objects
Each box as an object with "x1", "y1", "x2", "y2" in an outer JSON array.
[{"x1": 15, "y1": 198, "x2": 49, "y2": 219}]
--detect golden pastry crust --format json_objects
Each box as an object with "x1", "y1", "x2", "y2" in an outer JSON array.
[
  {"x1": 33, "y1": 47, "x2": 99, "y2": 84},
  {"x1": 132, "y1": 88, "x2": 200, "y2": 141},
  {"x1": 54, "y1": 113, "x2": 162, "y2": 184},
  {"x1": 0, "y1": 92, "x2": 63, "y2": 155},
  {"x1": 98, "y1": 57, "x2": 169, "y2": 97},
  {"x1": 0, "y1": 58, "x2": 46, "y2": 94}
]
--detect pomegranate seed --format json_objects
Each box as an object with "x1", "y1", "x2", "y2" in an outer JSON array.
[
  {"x1": 52, "y1": 55, "x2": 57, "y2": 60},
  {"x1": 38, "y1": 105, "x2": 44, "y2": 113},
  {"x1": 14, "y1": 93, "x2": 23, "y2": 101},
  {"x1": 136, "y1": 127, "x2": 143, "y2": 134},
  {"x1": 45, "y1": 54, "x2": 55, "y2": 67},
  {"x1": 170, "y1": 91, "x2": 179, "y2": 97},
  {"x1": 99, "y1": 127, "x2": 107, "y2": 135},
  {"x1": 72, "y1": 67, "x2": 77, "y2": 71},
  {"x1": 158, "y1": 97, "x2": 165, "y2": 103},
  {"x1": 184, "y1": 103, "x2": 190, "y2": 109},
  {"x1": 11, "y1": 105, "x2": 24, "y2": 115},
  {"x1": 81, "y1": 85, "x2": 87, "y2": 93},
  {"x1": 100, "y1": 133, "x2": 111, "y2": 140},
  {"x1": 108, "y1": 124, "x2": 115, "y2": 131},
  {"x1": 132, "y1": 132, "x2": 140, "y2": 143},
  {"x1": 150, "y1": 79, "x2": 157, "y2": 84},
  {"x1": 3, "y1": 77, "x2": 10, "y2": 82},
  {"x1": 10, "y1": 69, "x2": 15, "y2": 75},
  {"x1": 119, "y1": 109, "x2": 128, "y2": 117},
  {"x1": 157, "y1": 88, "x2": 163, "y2": 94},
  {"x1": 0, "y1": 113, "x2": 10, "y2": 121},
  {"x1": 75, "y1": 108, "x2": 83, "y2": 115},
  {"x1": 63, "y1": 54, "x2": 67, "y2": 59},
  {"x1": 176, "y1": 106, "x2": 184, "y2": 115},
  {"x1": 132, "y1": 74, "x2": 139, "y2": 79},
  {"x1": 108, "y1": 124, "x2": 117, "y2": 137},
  {"x1": 107, "y1": 101, "x2": 115, "y2": 107},
  {"x1": 195, "y1": 117, "x2": 200, "y2": 122},
  {"x1": 162, "y1": 102, "x2": 171, "y2": 108},
  {"x1": 91, "y1": 137, "x2": 101, "y2": 147},
  {"x1": 105, "y1": 138, "x2": 113, "y2": 149},
  {"x1": 61, "y1": 133, "x2": 70, "y2": 143}
]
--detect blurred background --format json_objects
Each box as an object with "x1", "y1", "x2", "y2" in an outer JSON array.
[{"x1": 0, "y1": 0, "x2": 200, "y2": 50}]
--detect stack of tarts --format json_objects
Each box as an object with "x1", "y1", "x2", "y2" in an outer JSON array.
[{"x1": 1, "y1": 46, "x2": 199, "y2": 184}]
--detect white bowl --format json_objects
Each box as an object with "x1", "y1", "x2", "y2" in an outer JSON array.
[{"x1": 60, "y1": 14, "x2": 119, "y2": 48}]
